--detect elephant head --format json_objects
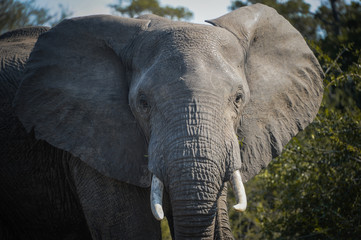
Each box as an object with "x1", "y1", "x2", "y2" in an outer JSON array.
[{"x1": 13, "y1": 4, "x2": 323, "y2": 239}]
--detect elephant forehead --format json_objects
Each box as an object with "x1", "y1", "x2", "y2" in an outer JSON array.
[
  {"x1": 134, "y1": 25, "x2": 243, "y2": 65},
  {"x1": 129, "y1": 24, "x2": 247, "y2": 103},
  {"x1": 164, "y1": 26, "x2": 233, "y2": 49},
  {"x1": 172, "y1": 26, "x2": 241, "y2": 58},
  {"x1": 136, "y1": 26, "x2": 244, "y2": 80}
]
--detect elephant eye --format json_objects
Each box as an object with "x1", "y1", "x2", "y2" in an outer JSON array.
[
  {"x1": 139, "y1": 93, "x2": 151, "y2": 113},
  {"x1": 233, "y1": 91, "x2": 244, "y2": 113},
  {"x1": 235, "y1": 92, "x2": 243, "y2": 104},
  {"x1": 235, "y1": 93, "x2": 243, "y2": 103}
]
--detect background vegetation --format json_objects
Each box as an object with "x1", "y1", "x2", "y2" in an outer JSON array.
[
  {"x1": 0, "y1": 0, "x2": 72, "y2": 34},
  {"x1": 1, "y1": 0, "x2": 360, "y2": 239},
  {"x1": 109, "y1": 0, "x2": 193, "y2": 20}
]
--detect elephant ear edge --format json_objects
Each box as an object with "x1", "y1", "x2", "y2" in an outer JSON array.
[
  {"x1": 13, "y1": 15, "x2": 153, "y2": 187},
  {"x1": 207, "y1": 4, "x2": 324, "y2": 182}
]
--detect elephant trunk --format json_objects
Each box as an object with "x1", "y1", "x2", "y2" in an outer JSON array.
[
  {"x1": 162, "y1": 127, "x2": 229, "y2": 239},
  {"x1": 148, "y1": 96, "x2": 246, "y2": 238},
  {"x1": 167, "y1": 155, "x2": 221, "y2": 239}
]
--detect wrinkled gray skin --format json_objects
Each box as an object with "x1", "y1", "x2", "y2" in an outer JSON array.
[{"x1": 0, "y1": 4, "x2": 324, "y2": 240}]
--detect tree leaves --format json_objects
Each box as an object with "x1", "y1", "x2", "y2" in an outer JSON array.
[
  {"x1": 0, "y1": 0, "x2": 73, "y2": 34},
  {"x1": 109, "y1": 0, "x2": 193, "y2": 20}
]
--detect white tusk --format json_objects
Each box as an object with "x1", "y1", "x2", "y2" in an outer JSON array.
[
  {"x1": 150, "y1": 175, "x2": 164, "y2": 220},
  {"x1": 230, "y1": 170, "x2": 247, "y2": 212}
]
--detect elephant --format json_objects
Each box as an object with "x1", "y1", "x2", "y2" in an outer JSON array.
[{"x1": 0, "y1": 4, "x2": 324, "y2": 240}]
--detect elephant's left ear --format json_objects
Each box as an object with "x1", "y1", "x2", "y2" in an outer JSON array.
[
  {"x1": 13, "y1": 15, "x2": 152, "y2": 187},
  {"x1": 207, "y1": 4, "x2": 324, "y2": 182}
]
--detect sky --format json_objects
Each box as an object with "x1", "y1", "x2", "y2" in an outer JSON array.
[{"x1": 35, "y1": 0, "x2": 323, "y2": 24}]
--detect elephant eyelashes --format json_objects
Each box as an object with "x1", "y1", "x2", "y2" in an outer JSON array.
[
  {"x1": 138, "y1": 94, "x2": 151, "y2": 114},
  {"x1": 235, "y1": 94, "x2": 243, "y2": 104},
  {"x1": 234, "y1": 92, "x2": 244, "y2": 108},
  {"x1": 231, "y1": 92, "x2": 245, "y2": 117}
]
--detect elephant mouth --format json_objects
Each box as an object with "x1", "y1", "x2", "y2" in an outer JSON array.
[{"x1": 150, "y1": 169, "x2": 247, "y2": 221}]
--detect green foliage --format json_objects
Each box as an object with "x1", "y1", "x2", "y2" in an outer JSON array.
[
  {"x1": 0, "y1": 0, "x2": 50, "y2": 34},
  {"x1": 231, "y1": 98, "x2": 361, "y2": 239},
  {"x1": 109, "y1": 0, "x2": 193, "y2": 20},
  {"x1": 316, "y1": 1, "x2": 361, "y2": 111},
  {"x1": 0, "y1": 0, "x2": 73, "y2": 34},
  {"x1": 161, "y1": 218, "x2": 172, "y2": 240}
]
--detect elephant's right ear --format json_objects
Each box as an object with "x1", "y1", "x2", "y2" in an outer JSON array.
[
  {"x1": 13, "y1": 15, "x2": 152, "y2": 187},
  {"x1": 207, "y1": 4, "x2": 324, "y2": 182}
]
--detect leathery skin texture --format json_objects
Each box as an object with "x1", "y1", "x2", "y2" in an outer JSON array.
[{"x1": 1, "y1": 4, "x2": 323, "y2": 239}]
